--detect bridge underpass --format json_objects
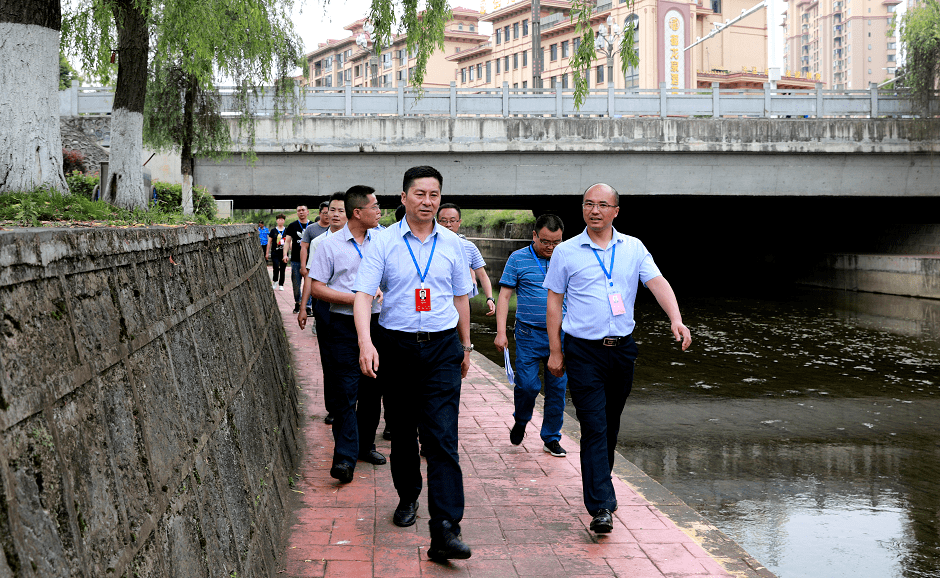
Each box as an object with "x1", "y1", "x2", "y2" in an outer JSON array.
[{"x1": 193, "y1": 116, "x2": 939, "y2": 290}]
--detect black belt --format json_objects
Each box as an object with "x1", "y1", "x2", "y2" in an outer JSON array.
[
  {"x1": 573, "y1": 335, "x2": 631, "y2": 347},
  {"x1": 383, "y1": 327, "x2": 455, "y2": 343}
]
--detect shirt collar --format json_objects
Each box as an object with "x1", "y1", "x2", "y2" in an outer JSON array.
[
  {"x1": 342, "y1": 223, "x2": 372, "y2": 243},
  {"x1": 397, "y1": 217, "x2": 441, "y2": 240},
  {"x1": 577, "y1": 227, "x2": 623, "y2": 251}
]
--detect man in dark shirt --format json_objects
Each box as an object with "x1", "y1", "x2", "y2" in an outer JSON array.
[{"x1": 284, "y1": 205, "x2": 311, "y2": 314}]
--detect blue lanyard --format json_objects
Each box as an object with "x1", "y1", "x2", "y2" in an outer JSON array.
[
  {"x1": 350, "y1": 231, "x2": 368, "y2": 259},
  {"x1": 529, "y1": 244, "x2": 546, "y2": 276},
  {"x1": 592, "y1": 243, "x2": 616, "y2": 289},
  {"x1": 401, "y1": 221, "x2": 437, "y2": 286}
]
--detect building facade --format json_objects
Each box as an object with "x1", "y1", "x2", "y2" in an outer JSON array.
[
  {"x1": 782, "y1": 0, "x2": 900, "y2": 89},
  {"x1": 304, "y1": 8, "x2": 488, "y2": 88}
]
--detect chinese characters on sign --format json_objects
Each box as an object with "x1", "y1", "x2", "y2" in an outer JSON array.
[{"x1": 664, "y1": 10, "x2": 684, "y2": 90}]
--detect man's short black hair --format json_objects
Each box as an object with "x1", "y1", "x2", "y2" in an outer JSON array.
[
  {"x1": 534, "y1": 213, "x2": 564, "y2": 233},
  {"x1": 319, "y1": 201, "x2": 330, "y2": 210},
  {"x1": 403, "y1": 166, "x2": 443, "y2": 194},
  {"x1": 329, "y1": 191, "x2": 345, "y2": 205},
  {"x1": 438, "y1": 203, "x2": 461, "y2": 218},
  {"x1": 275, "y1": 213, "x2": 286, "y2": 220},
  {"x1": 395, "y1": 204, "x2": 406, "y2": 221},
  {"x1": 345, "y1": 185, "x2": 375, "y2": 215}
]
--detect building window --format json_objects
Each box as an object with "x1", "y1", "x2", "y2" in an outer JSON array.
[
  {"x1": 562, "y1": 41, "x2": 569, "y2": 58},
  {"x1": 325, "y1": 76, "x2": 332, "y2": 87},
  {"x1": 458, "y1": 24, "x2": 463, "y2": 30},
  {"x1": 513, "y1": 83, "x2": 518, "y2": 88},
  {"x1": 513, "y1": 52, "x2": 519, "y2": 69},
  {"x1": 496, "y1": 58, "x2": 501, "y2": 74},
  {"x1": 513, "y1": 22, "x2": 519, "y2": 39},
  {"x1": 470, "y1": 25, "x2": 475, "y2": 31},
  {"x1": 523, "y1": 50, "x2": 528, "y2": 67},
  {"x1": 523, "y1": 19, "x2": 529, "y2": 36},
  {"x1": 550, "y1": 44, "x2": 558, "y2": 61},
  {"x1": 887, "y1": 54, "x2": 896, "y2": 61},
  {"x1": 504, "y1": 25, "x2": 510, "y2": 41},
  {"x1": 399, "y1": 50, "x2": 406, "y2": 65},
  {"x1": 597, "y1": 65, "x2": 604, "y2": 84},
  {"x1": 469, "y1": 66, "x2": 474, "y2": 81},
  {"x1": 383, "y1": 53, "x2": 392, "y2": 69},
  {"x1": 522, "y1": 81, "x2": 527, "y2": 88},
  {"x1": 550, "y1": 76, "x2": 557, "y2": 88},
  {"x1": 477, "y1": 63, "x2": 482, "y2": 78},
  {"x1": 486, "y1": 61, "x2": 492, "y2": 82},
  {"x1": 505, "y1": 55, "x2": 510, "y2": 70},
  {"x1": 573, "y1": 37, "x2": 580, "y2": 52},
  {"x1": 345, "y1": 69, "x2": 351, "y2": 82},
  {"x1": 461, "y1": 68, "x2": 466, "y2": 83},
  {"x1": 887, "y1": 42, "x2": 896, "y2": 50},
  {"x1": 496, "y1": 29, "x2": 501, "y2": 44},
  {"x1": 562, "y1": 73, "x2": 568, "y2": 88}
]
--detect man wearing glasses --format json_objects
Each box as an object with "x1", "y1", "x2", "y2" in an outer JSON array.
[
  {"x1": 300, "y1": 186, "x2": 386, "y2": 482},
  {"x1": 543, "y1": 183, "x2": 691, "y2": 534},
  {"x1": 494, "y1": 214, "x2": 569, "y2": 457},
  {"x1": 436, "y1": 203, "x2": 497, "y2": 316}
]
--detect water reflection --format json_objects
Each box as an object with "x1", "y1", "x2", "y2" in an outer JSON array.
[{"x1": 469, "y1": 288, "x2": 940, "y2": 578}]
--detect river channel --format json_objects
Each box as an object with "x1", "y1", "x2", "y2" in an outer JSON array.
[{"x1": 469, "y1": 287, "x2": 940, "y2": 578}]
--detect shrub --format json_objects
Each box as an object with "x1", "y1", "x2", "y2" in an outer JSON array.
[
  {"x1": 62, "y1": 149, "x2": 86, "y2": 174},
  {"x1": 152, "y1": 180, "x2": 217, "y2": 219},
  {"x1": 65, "y1": 171, "x2": 99, "y2": 200}
]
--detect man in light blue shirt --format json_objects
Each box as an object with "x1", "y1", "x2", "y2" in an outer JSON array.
[
  {"x1": 302, "y1": 186, "x2": 386, "y2": 484},
  {"x1": 494, "y1": 214, "x2": 569, "y2": 457},
  {"x1": 543, "y1": 183, "x2": 692, "y2": 535},
  {"x1": 353, "y1": 166, "x2": 474, "y2": 562}
]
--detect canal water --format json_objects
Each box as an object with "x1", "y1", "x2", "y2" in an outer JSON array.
[{"x1": 469, "y1": 287, "x2": 940, "y2": 578}]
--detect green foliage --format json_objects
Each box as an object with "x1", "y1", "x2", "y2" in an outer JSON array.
[
  {"x1": 896, "y1": 0, "x2": 940, "y2": 114},
  {"x1": 459, "y1": 209, "x2": 535, "y2": 229},
  {"x1": 65, "y1": 171, "x2": 100, "y2": 200},
  {"x1": 151, "y1": 181, "x2": 218, "y2": 219},
  {"x1": 59, "y1": 52, "x2": 80, "y2": 90},
  {"x1": 369, "y1": 0, "x2": 451, "y2": 91},
  {"x1": 568, "y1": 1, "x2": 639, "y2": 109}
]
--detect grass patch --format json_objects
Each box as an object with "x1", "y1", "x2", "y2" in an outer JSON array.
[{"x1": 377, "y1": 209, "x2": 534, "y2": 229}]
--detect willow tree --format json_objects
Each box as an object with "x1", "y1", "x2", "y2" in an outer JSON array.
[
  {"x1": 896, "y1": 0, "x2": 940, "y2": 115},
  {"x1": 0, "y1": 0, "x2": 68, "y2": 194},
  {"x1": 144, "y1": 0, "x2": 302, "y2": 213}
]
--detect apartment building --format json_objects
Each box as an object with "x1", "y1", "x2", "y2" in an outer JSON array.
[
  {"x1": 450, "y1": 0, "x2": 817, "y2": 91},
  {"x1": 782, "y1": 0, "x2": 899, "y2": 89},
  {"x1": 303, "y1": 8, "x2": 488, "y2": 88}
]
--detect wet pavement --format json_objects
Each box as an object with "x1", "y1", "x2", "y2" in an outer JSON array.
[{"x1": 270, "y1": 283, "x2": 771, "y2": 578}]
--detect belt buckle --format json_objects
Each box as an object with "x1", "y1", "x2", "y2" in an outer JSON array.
[
  {"x1": 416, "y1": 331, "x2": 431, "y2": 342},
  {"x1": 602, "y1": 337, "x2": 618, "y2": 347}
]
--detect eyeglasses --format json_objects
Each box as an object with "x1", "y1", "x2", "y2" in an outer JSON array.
[
  {"x1": 438, "y1": 218, "x2": 460, "y2": 225},
  {"x1": 357, "y1": 203, "x2": 381, "y2": 212},
  {"x1": 582, "y1": 201, "x2": 618, "y2": 211},
  {"x1": 535, "y1": 233, "x2": 562, "y2": 247}
]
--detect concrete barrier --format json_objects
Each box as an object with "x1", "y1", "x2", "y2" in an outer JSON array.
[
  {"x1": 0, "y1": 225, "x2": 299, "y2": 577},
  {"x1": 803, "y1": 254, "x2": 940, "y2": 299}
]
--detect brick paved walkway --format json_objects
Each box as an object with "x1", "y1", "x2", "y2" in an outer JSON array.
[{"x1": 271, "y1": 282, "x2": 772, "y2": 578}]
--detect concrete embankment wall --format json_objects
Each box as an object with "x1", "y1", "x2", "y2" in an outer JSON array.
[
  {"x1": 802, "y1": 224, "x2": 940, "y2": 299},
  {"x1": 0, "y1": 225, "x2": 299, "y2": 577}
]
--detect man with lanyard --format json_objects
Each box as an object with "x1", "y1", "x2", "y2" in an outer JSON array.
[
  {"x1": 437, "y1": 203, "x2": 496, "y2": 316},
  {"x1": 494, "y1": 214, "x2": 568, "y2": 457},
  {"x1": 299, "y1": 200, "x2": 333, "y2": 316},
  {"x1": 353, "y1": 166, "x2": 474, "y2": 562},
  {"x1": 283, "y1": 205, "x2": 311, "y2": 314},
  {"x1": 543, "y1": 183, "x2": 691, "y2": 534},
  {"x1": 300, "y1": 186, "x2": 386, "y2": 482},
  {"x1": 299, "y1": 193, "x2": 348, "y2": 424}
]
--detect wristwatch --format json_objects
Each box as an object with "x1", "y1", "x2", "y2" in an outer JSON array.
[
  {"x1": 486, "y1": 297, "x2": 496, "y2": 304},
  {"x1": 462, "y1": 343, "x2": 474, "y2": 352}
]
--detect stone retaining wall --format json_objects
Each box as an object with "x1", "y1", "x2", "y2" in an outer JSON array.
[{"x1": 0, "y1": 225, "x2": 299, "y2": 577}]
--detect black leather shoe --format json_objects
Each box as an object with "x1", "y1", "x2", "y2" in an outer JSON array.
[
  {"x1": 509, "y1": 421, "x2": 526, "y2": 445},
  {"x1": 428, "y1": 529, "x2": 472, "y2": 561},
  {"x1": 293, "y1": 303, "x2": 300, "y2": 314},
  {"x1": 359, "y1": 449, "x2": 387, "y2": 465},
  {"x1": 590, "y1": 509, "x2": 614, "y2": 533},
  {"x1": 393, "y1": 500, "x2": 418, "y2": 527},
  {"x1": 324, "y1": 414, "x2": 334, "y2": 424},
  {"x1": 329, "y1": 463, "x2": 354, "y2": 484}
]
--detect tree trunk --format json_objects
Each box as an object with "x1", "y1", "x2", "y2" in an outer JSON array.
[
  {"x1": 180, "y1": 73, "x2": 196, "y2": 215},
  {"x1": 0, "y1": 0, "x2": 67, "y2": 194},
  {"x1": 105, "y1": 0, "x2": 149, "y2": 209}
]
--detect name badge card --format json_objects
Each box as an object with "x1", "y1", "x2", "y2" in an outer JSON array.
[
  {"x1": 608, "y1": 292, "x2": 626, "y2": 316},
  {"x1": 415, "y1": 288, "x2": 431, "y2": 311}
]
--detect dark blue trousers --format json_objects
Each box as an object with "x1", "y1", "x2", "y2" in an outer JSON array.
[
  {"x1": 564, "y1": 334, "x2": 638, "y2": 515},
  {"x1": 322, "y1": 314, "x2": 382, "y2": 469},
  {"x1": 377, "y1": 326, "x2": 464, "y2": 537}
]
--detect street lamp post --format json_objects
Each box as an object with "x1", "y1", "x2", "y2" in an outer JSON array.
[{"x1": 594, "y1": 16, "x2": 622, "y2": 88}]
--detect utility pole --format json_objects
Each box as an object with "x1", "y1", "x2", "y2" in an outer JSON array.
[{"x1": 531, "y1": 0, "x2": 542, "y2": 89}]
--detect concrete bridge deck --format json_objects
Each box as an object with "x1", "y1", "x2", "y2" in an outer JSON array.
[{"x1": 272, "y1": 282, "x2": 774, "y2": 577}]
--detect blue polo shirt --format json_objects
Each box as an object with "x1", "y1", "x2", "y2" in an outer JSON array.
[
  {"x1": 542, "y1": 228, "x2": 661, "y2": 340},
  {"x1": 499, "y1": 244, "x2": 555, "y2": 329},
  {"x1": 354, "y1": 218, "x2": 473, "y2": 332}
]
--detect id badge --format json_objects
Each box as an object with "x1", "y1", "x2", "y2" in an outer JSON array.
[
  {"x1": 415, "y1": 288, "x2": 431, "y2": 312},
  {"x1": 608, "y1": 293, "x2": 626, "y2": 316}
]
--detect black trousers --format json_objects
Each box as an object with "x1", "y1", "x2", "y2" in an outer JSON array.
[
  {"x1": 321, "y1": 314, "x2": 382, "y2": 468},
  {"x1": 377, "y1": 326, "x2": 464, "y2": 536},
  {"x1": 271, "y1": 254, "x2": 287, "y2": 285},
  {"x1": 564, "y1": 334, "x2": 638, "y2": 515}
]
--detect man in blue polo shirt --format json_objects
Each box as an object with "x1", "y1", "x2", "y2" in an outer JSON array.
[
  {"x1": 494, "y1": 214, "x2": 568, "y2": 457},
  {"x1": 544, "y1": 183, "x2": 691, "y2": 535},
  {"x1": 353, "y1": 165, "x2": 474, "y2": 562}
]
